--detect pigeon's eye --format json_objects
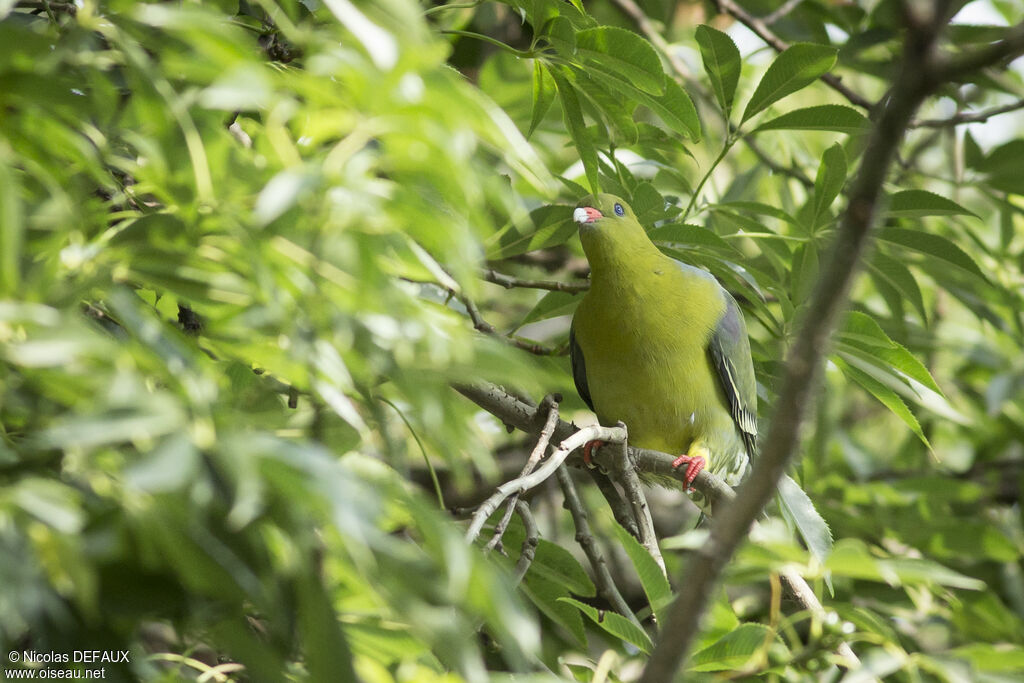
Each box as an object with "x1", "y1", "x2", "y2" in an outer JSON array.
[{"x1": 614, "y1": 203, "x2": 625, "y2": 216}]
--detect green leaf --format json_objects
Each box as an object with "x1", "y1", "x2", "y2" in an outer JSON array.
[
  {"x1": 840, "y1": 312, "x2": 943, "y2": 395},
  {"x1": 833, "y1": 356, "x2": 930, "y2": 449},
  {"x1": 644, "y1": 78, "x2": 701, "y2": 140},
  {"x1": 791, "y1": 242, "x2": 819, "y2": 305},
  {"x1": 559, "y1": 597, "x2": 652, "y2": 652},
  {"x1": 530, "y1": 539, "x2": 597, "y2": 597},
  {"x1": 741, "y1": 43, "x2": 838, "y2": 124},
  {"x1": 867, "y1": 252, "x2": 928, "y2": 323},
  {"x1": 812, "y1": 143, "x2": 846, "y2": 228},
  {"x1": 585, "y1": 67, "x2": 700, "y2": 140},
  {"x1": 649, "y1": 223, "x2": 739, "y2": 255},
  {"x1": 754, "y1": 104, "x2": 869, "y2": 134},
  {"x1": 825, "y1": 539, "x2": 985, "y2": 590},
  {"x1": 0, "y1": 151, "x2": 22, "y2": 296},
  {"x1": 691, "y1": 624, "x2": 778, "y2": 672},
  {"x1": 886, "y1": 190, "x2": 976, "y2": 218},
  {"x1": 528, "y1": 60, "x2": 556, "y2": 137},
  {"x1": 576, "y1": 26, "x2": 665, "y2": 96},
  {"x1": 551, "y1": 70, "x2": 599, "y2": 192},
  {"x1": 518, "y1": 290, "x2": 582, "y2": 328},
  {"x1": 695, "y1": 25, "x2": 741, "y2": 113},
  {"x1": 610, "y1": 521, "x2": 671, "y2": 625},
  {"x1": 876, "y1": 226, "x2": 985, "y2": 279},
  {"x1": 486, "y1": 205, "x2": 575, "y2": 259},
  {"x1": 777, "y1": 475, "x2": 833, "y2": 569},
  {"x1": 521, "y1": 571, "x2": 587, "y2": 647}
]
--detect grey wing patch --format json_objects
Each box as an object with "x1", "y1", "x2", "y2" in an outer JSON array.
[
  {"x1": 709, "y1": 293, "x2": 758, "y2": 461},
  {"x1": 568, "y1": 325, "x2": 594, "y2": 411}
]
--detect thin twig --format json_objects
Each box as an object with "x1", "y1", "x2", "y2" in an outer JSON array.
[
  {"x1": 556, "y1": 467, "x2": 644, "y2": 631},
  {"x1": 486, "y1": 396, "x2": 561, "y2": 551},
  {"x1": 714, "y1": 0, "x2": 873, "y2": 110},
  {"x1": 460, "y1": 296, "x2": 562, "y2": 356},
  {"x1": 913, "y1": 96, "x2": 1024, "y2": 127},
  {"x1": 454, "y1": 382, "x2": 736, "y2": 507},
  {"x1": 588, "y1": 469, "x2": 640, "y2": 539},
  {"x1": 482, "y1": 268, "x2": 590, "y2": 294},
  {"x1": 465, "y1": 424, "x2": 627, "y2": 543},
  {"x1": 511, "y1": 501, "x2": 539, "y2": 584},
  {"x1": 762, "y1": 0, "x2": 805, "y2": 26},
  {"x1": 455, "y1": 382, "x2": 857, "y2": 665},
  {"x1": 638, "y1": 11, "x2": 955, "y2": 681},
  {"x1": 609, "y1": 423, "x2": 667, "y2": 578}
]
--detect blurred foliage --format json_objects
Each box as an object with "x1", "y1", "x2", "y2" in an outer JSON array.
[{"x1": 0, "y1": 0, "x2": 1023, "y2": 681}]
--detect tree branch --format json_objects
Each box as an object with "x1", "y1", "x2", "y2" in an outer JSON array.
[
  {"x1": 511, "y1": 501, "x2": 539, "y2": 585},
  {"x1": 486, "y1": 396, "x2": 561, "y2": 551},
  {"x1": 714, "y1": 0, "x2": 873, "y2": 110},
  {"x1": 482, "y1": 268, "x2": 590, "y2": 294},
  {"x1": 609, "y1": 424, "x2": 667, "y2": 577},
  {"x1": 456, "y1": 381, "x2": 858, "y2": 665},
  {"x1": 453, "y1": 382, "x2": 736, "y2": 507},
  {"x1": 638, "y1": 13, "x2": 950, "y2": 681},
  {"x1": 556, "y1": 466, "x2": 644, "y2": 630},
  {"x1": 465, "y1": 423, "x2": 627, "y2": 543},
  {"x1": 912, "y1": 96, "x2": 1024, "y2": 128}
]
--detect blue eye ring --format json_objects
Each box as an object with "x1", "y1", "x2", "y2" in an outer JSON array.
[{"x1": 614, "y1": 203, "x2": 625, "y2": 216}]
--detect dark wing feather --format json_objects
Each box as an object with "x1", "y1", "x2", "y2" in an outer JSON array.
[
  {"x1": 568, "y1": 324, "x2": 594, "y2": 411},
  {"x1": 708, "y1": 292, "x2": 758, "y2": 461}
]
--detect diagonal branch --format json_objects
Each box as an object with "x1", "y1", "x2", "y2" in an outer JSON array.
[
  {"x1": 714, "y1": 0, "x2": 873, "y2": 109},
  {"x1": 637, "y1": 12, "x2": 954, "y2": 682}
]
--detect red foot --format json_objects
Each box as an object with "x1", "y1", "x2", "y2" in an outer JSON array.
[
  {"x1": 583, "y1": 440, "x2": 604, "y2": 467},
  {"x1": 671, "y1": 454, "x2": 706, "y2": 491}
]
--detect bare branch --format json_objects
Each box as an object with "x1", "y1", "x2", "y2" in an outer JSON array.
[
  {"x1": 638, "y1": 14, "x2": 950, "y2": 682},
  {"x1": 486, "y1": 396, "x2": 561, "y2": 551},
  {"x1": 460, "y1": 295, "x2": 562, "y2": 356},
  {"x1": 763, "y1": 0, "x2": 805, "y2": 26},
  {"x1": 455, "y1": 382, "x2": 858, "y2": 666},
  {"x1": 482, "y1": 268, "x2": 590, "y2": 294},
  {"x1": 454, "y1": 382, "x2": 736, "y2": 507},
  {"x1": 714, "y1": 0, "x2": 873, "y2": 110},
  {"x1": 511, "y1": 501, "x2": 539, "y2": 585},
  {"x1": 609, "y1": 423, "x2": 667, "y2": 577},
  {"x1": 465, "y1": 423, "x2": 627, "y2": 543},
  {"x1": 913, "y1": 96, "x2": 1024, "y2": 127},
  {"x1": 588, "y1": 470, "x2": 640, "y2": 539},
  {"x1": 556, "y1": 467, "x2": 644, "y2": 630}
]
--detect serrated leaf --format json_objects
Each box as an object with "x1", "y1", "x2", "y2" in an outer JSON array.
[
  {"x1": 833, "y1": 356, "x2": 930, "y2": 449},
  {"x1": 521, "y1": 571, "x2": 587, "y2": 647},
  {"x1": 812, "y1": 143, "x2": 846, "y2": 228},
  {"x1": 551, "y1": 70, "x2": 599, "y2": 192},
  {"x1": 825, "y1": 539, "x2": 985, "y2": 590},
  {"x1": 691, "y1": 624, "x2": 777, "y2": 672},
  {"x1": 649, "y1": 223, "x2": 739, "y2": 255},
  {"x1": 886, "y1": 190, "x2": 976, "y2": 218},
  {"x1": 777, "y1": 475, "x2": 833, "y2": 568},
  {"x1": 876, "y1": 226, "x2": 985, "y2": 279},
  {"x1": 586, "y1": 67, "x2": 700, "y2": 140},
  {"x1": 577, "y1": 26, "x2": 665, "y2": 96},
  {"x1": 518, "y1": 290, "x2": 583, "y2": 328},
  {"x1": 754, "y1": 104, "x2": 869, "y2": 134},
  {"x1": 868, "y1": 252, "x2": 928, "y2": 323},
  {"x1": 486, "y1": 205, "x2": 575, "y2": 259},
  {"x1": 528, "y1": 60, "x2": 556, "y2": 137},
  {"x1": 741, "y1": 43, "x2": 838, "y2": 123},
  {"x1": 529, "y1": 539, "x2": 597, "y2": 597},
  {"x1": 695, "y1": 25, "x2": 740, "y2": 113},
  {"x1": 559, "y1": 598, "x2": 652, "y2": 652},
  {"x1": 840, "y1": 312, "x2": 944, "y2": 395},
  {"x1": 610, "y1": 522, "x2": 671, "y2": 625}
]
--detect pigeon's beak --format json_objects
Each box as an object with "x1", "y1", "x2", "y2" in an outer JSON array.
[{"x1": 573, "y1": 207, "x2": 603, "y2": 224}]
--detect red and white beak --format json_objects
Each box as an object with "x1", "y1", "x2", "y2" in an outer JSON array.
[{"x1": 573, "y1": 206, "x2": 603, "y2": 224}]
